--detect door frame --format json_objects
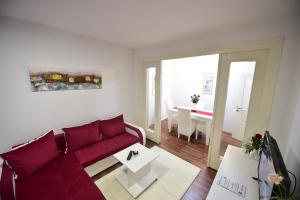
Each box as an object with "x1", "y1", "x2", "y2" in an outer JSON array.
[
  {"x1": 137, "y1": 37, "x2": 283, "y2": 169},
  {"x1": 209, "y1": 50, "x2": 271, "y2": 169},
  {"x1": 143, "y1": 61, "x2": 162, "y2": 144}
]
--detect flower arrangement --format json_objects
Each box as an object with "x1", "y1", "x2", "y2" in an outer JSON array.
[
  {"x1": 244, "y1": 133, "x2": 263, "y2": 155},
  {"x1": 191, "y1": 94, "x2": 200, "y2": 104},
  {"x1": 263, "y1": 172, "x2": 299, "y2": 200},
  {"x1": 268, "y1": 173, "x2": 284, "y2": 185}
]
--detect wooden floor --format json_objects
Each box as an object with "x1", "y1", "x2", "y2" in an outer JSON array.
[
  {"x1": 93, "y1": 120, "x2": 242, "y2": 200},
  {"x1": 155, "y1": 120, "x2": 216, "y2": 200},
  {"x1": 219, "y1": 131, "x2": 242, "y2": 156}
]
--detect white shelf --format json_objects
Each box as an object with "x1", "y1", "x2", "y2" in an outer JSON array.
[{"x1": 206, "y1": 145, "x2": 259, "y2": 200}]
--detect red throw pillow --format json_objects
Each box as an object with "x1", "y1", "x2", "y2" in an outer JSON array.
[
  {"x1": 63, "y1": 120, "x2": 100, "y2": 152},
  {"x1": 100, "y1": 115, "x2": 125, "y2": 139},
  {"x1": 0, "y1": 131, "x2": 60, "y2": 178}
]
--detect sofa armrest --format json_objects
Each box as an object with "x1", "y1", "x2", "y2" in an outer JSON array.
[
  {"x1": 124, "y1": 122, "x2": 146, "y2": 145},
  {"x1": 0, "y1": 161, "x2": 15, "y2": 200}
]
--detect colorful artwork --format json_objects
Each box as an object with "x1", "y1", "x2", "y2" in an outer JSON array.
[{"x1": 29, "y1": 67, "x2": 102, "y2": 91}]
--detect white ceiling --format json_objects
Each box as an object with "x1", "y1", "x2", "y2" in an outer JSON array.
[{"x1": 0, "y1": 0, "x2": 299, "y2": 49}]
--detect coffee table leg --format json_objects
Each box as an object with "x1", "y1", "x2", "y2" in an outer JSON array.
[{"x1": 115, "y1": 163, "x2": 157, "y2": 198}]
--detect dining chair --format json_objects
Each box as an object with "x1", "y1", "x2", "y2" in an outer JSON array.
[
  {"x1": 195, "y1": 120, "x2": 209, "y2": 145},
  {"x1": 165, "y1": 99, "x2": 177, "y2": 132},
  {"x1": 177, "y1": 106, "x2": 197, "y2": 142}
]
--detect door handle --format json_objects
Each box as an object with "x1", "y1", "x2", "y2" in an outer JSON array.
[
  {"x1": 236, "y1": 106, "x2": 242, "y2": 112},
  {"x1": 236, "y1": 106, "x2": 247, "y2": 112}
]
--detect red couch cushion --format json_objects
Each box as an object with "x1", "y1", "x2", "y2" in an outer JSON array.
[
  {"x1": 63, "y1": 120, "x2": 100, "y2": 152},
  {"x1": 15, "y1": 153, "x2": 105, "y2": 200},
  {"x1": 0, "y1": 131, "x2": 60, "y2": 178},
  {"x1": 74, "y1": 133, "x2": 139, "y2": 167},
  {"x1": 100, "y1": 115, "x2": 125, "y2": 139}
]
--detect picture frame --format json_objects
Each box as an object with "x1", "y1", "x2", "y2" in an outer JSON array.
[
  {"x1": 203, "y1": 73, "x2": 214, "y2": 95},
  {"x1": 28, "y1": 67, "x2": 102, "y2": 92}
]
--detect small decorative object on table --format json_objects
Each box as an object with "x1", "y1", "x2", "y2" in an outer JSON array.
[
  {"x1": 244, "y1": 133, "x2": 263, "y2": 160},
  {"x1": 126, "y1": 150, "x2": 139, "y2": 160},
  {"x1": 191, "y1": 94, "x2": 200, "y2": 109},
  {"x1": 217, "y1": 176, "x2": 247, "y2": 198},
  {"x1": 263, "y1": 172, "x2": 299, "y2": 200}
]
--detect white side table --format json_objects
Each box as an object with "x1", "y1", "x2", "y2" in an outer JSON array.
[
  {"x1": 114, "y1": 143, "x2": 159, "y2": 198},
  {"x1": 206, "y1": 145, "x2": 259, "y2": 200}
]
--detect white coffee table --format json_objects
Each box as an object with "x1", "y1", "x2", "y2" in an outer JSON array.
[{"x1": 113, "y1": 143, "x2": 159, "y2": 198}]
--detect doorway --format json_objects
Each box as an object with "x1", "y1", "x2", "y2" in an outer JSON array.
[
  {"x1": 220, "y1": 61, "x2": 255, "y2": 156},
  {"x1": 208, "y1": 50, "x2": 278, "y2": 169},
  {"x1": 141, "y1": 38, "x2": 283, "y2": 170},
  {"x1": 146, "y1": 67, "x2": 156, "y2": 131},
  {"x1": 160, "y1": 54, "x2": 218, "y2": 146},
  {"x1": 144, "y1": 62, "x2": 161, "y2": 144}
]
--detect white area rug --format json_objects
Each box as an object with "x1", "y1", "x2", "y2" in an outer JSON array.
[{"x1": 95, "y1": 146, "x2": 200, "y2": 200}]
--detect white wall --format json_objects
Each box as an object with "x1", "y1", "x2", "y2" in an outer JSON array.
[
  {"x1": 0, "y1": 18, "x2": 134, "y2": 154},
  {"x1": 161, "y1": 54, "x2": 218, "y2": 119},
  {"x1": 284, "y1": 49, "x2": 300, "y2": 193}
]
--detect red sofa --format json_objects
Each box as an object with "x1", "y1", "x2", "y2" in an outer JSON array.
[{"x1": 0, "y1": 115, "x2": 145, "y2": 200}]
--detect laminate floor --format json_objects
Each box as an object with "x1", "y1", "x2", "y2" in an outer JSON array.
[{"x1": 93, "y1": 119, "x2": 242, "y2": 200}]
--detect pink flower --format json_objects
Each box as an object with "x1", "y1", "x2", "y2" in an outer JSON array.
[{"x1": 267, "y1": 173, "x2": 284, "y2": 185}]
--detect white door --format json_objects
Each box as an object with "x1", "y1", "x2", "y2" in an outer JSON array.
[
  {"x1": 234, "y1": 73, "x2": 254, "y2": 140},
  {"x1": 144, "y1": 62, "x2": 162, "y2": 144},
  {"x1": 208, "y1": 50, "x2": 277, "y2": 169},
  {"x1": 223, "y1": 62, "x2": 255, "y2": 141}
]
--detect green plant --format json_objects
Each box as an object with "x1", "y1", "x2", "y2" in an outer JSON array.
[{"x1": 244, "y1": 133, "x2": 263, "y2": 154}]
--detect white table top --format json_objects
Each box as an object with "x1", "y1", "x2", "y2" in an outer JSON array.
[
  {"x1": 171, "y1": 107, "x2": 213, "y2": 121},
  {"x1": 113, "y1": 143, "x2": 159, "y2": 173},
  {"x1": 206, "y1": 145, "x2": 259, "y2": 200},
  {"x1": 192, "y1": 112, "x2": 213, "y2": 121}
]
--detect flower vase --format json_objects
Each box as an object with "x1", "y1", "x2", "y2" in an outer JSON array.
[
  {"x1": 193, "y1": 103, "x2": 197, "y2": 110},
  {"x1": 249, "y1": 150, "x2": 260, "y2": 161}
]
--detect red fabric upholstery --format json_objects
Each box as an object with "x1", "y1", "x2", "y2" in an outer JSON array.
[
  {"x1": 0, "y1": 118, "x2": 145, "y2": 200},
  {"x1": 15, "y1": 153, "x2": 105, "y2": 200},
  {"x1": 63, "y1": 120, "x2": 100, "y2": 152},
  {"x1": 124, "y1": 123, "x2": 144, "y2": 144},
  {"x1": 74, "y1": 133, "x2": 139, "y2": 167},
  {"x1": 0, "y1": 162, "x2": 15, "y2": 200},
  {"x1": 55, "y1": 133, "x2": 66, "y2": 152},
  {"x1": 0, "y1": 131, "x2": 60, "y2": 178},
  {"x1": 100, "y1": 115, "x2": 125, "y2": 139}
]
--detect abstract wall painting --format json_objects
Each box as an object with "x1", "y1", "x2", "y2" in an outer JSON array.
[{"x1": 29, "y1": 67, "x2": 102, "y2": 92}]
